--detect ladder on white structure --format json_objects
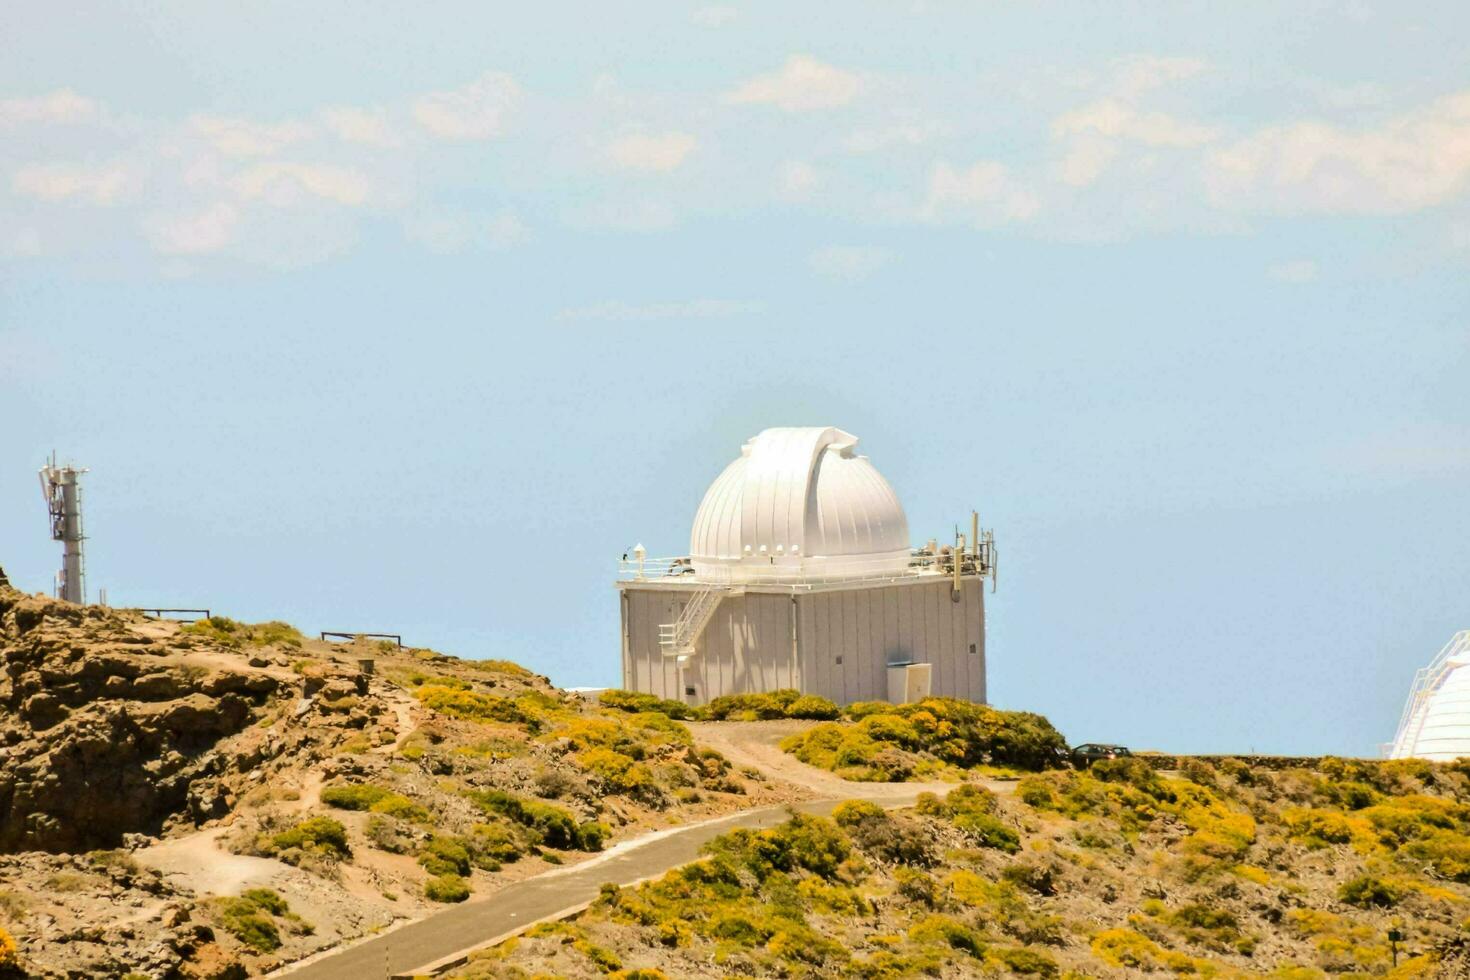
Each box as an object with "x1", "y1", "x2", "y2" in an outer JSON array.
[{"x1": 659, "y1": 569, "x2": 730, "y2": 658}]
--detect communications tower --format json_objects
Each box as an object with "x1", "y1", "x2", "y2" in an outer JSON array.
[{"x1": 39, "y1": 455, "x2": 87, "y2": 604}]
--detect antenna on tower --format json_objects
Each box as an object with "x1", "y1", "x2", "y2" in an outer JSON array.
[{"x1": 39, "y1": 453, "x2": 88, "y2": 604}]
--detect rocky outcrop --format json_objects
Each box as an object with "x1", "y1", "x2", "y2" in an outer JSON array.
[
  {"x1": 0, "y1": 589, "x2": 281, "y2": 853},
  {"x1": 0, "y1": 850, "x2": 244, "y2": 980}
]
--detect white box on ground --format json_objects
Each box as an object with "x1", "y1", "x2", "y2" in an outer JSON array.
[{"x1": 887, "y1": 662, "x2": 932, "y2": 705}]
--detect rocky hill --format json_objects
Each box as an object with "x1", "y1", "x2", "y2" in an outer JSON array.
[
  {"x1": 4, "y1": 586, "x2": 1469, "y2": 979},
  {"x1": 0, "y1": 588, "x2": 778, "y2": 978},
  {"x1": 0, "y1": 590, "x2": 280, "y2": 854}
]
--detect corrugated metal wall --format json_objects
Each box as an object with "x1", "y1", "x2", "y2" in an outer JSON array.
[{"x1": 620, "y1": 578, "x2": 985, "y2": 706}]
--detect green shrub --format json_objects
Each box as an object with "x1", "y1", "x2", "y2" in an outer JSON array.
[
  {"x1": 214, "y1": 889, "x2": 305, "y2": 952},
  {"x1": 425, "y1": 873, "x2": 471, "y2": 903},
  {"x1": 418, "y1": 836, "x2": 473, "y2": 876},
  {"x1": 1169, "y1": 903, "x2": 1237, "y2": 930},
  {"x1": 472, "y1": 822, "x2": 524, "y2": 864},
  {"x1": 366, "y1": 815, "x2": 412, "y2": 853},
  {"x1": 182, "y1": 616, "x2": 303, "y2": 649},
  {"x1": 1282, "y1": 809, "x2": 1356, "y2": 848},
  {"x1": 908, "y1": 914, "x2": 987, "y2": 958},
  {"x1": 702, "y1": 813, "x2": 850, "y2": 880},
  {"x1": 579, "y1": 747, "x2": 658, "y2": 798},
  {"x1": 219, "y1": 903, "x2": 280, "y2": 952},
  {"x1": 239, "y1": 888, "x2": 289, "y2": 916},
  {"x1": 1002, "y1": 861, "x2": 1058, "y2": 896},
  {"x1": 320, "y1": 784, "x2": 389, "y2": 810},
  {"x1": 467, "y1": 789, "x2": 604, "y2": 851},
  {"x1": 268, "y1": 816, "x2": 350, "y2": 859},
  {"x1": 1405, "y1": 831, "x2": 1470, "y2": 881},
  {"x1": 988, "y1": 946, "x2": 1059, "y2": 977},
  {"x1": 703, "y1": 689, "x2": 806, "y2": 720},
  {"x1": 784, "y1": 697, "x2": 1068, "y2": 779},
  {"x1": 1338, "y1": 875, "x2": 1403, "y2": 908},
  {"x1": 573, "y1": 938, "x2": 623, "y2": 972},
  {"x1": 415, "y1": 686, "x2": 537, "y2": 725},
  {"x1": 599, "y1": 689, "x2": 694, "y2": 720},
  {"x1": 918, "y1": 785, "x2": 1020, "y2": 853},
  {"x1": 832, "y1": 800, "x2": 935, "y2": 866},
  {"x1": 469, "y1": 658, "x2": 533, "y2": 677},
  {"x1": 372, "y1": 793, "x2": 430, "y2": 821},
  {"x1": 576, "y1": 821, "x2": 611, "y2": 851},
  {"x1": 785, "y1": 694, "x2": 840, "y2": 720}
]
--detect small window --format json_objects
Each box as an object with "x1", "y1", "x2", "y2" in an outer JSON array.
[
  {"x1": 969, "y1": 643, "x2": 977, "y2": 654},
  {"x1": 835, "y1": 655, "x2": 843, "y2": 665},
  {"x1": 685, "y1": 686, "x2": 697, "y2": 697}
]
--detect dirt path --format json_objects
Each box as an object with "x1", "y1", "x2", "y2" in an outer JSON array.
[
  {"x1": 136, "y1": 826, "x2": 285, "y2": 895},
  {"x1": 373, "y1": 686, "x2": 417, "y2": 755}
]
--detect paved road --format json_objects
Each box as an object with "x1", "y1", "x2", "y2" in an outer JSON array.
[{"x1": 273, "y1": 789, "x2": 961, "y2": 980}]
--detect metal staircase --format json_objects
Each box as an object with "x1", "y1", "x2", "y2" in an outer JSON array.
[{"x1": 659, "y1": 569, "x2": 730, "y2": 658}]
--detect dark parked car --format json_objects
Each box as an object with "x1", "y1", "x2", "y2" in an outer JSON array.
[{"x1": 1070, "y1": 743, "x2": 1132, "y2": 768}]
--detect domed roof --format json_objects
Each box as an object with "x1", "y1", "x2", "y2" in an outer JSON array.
[
  {"x1": 689, "y1": 427, "x2": 911, "y2": 581},
  {"x1": 1391, "y1": 631, "x2": 1470, "y2": 762}
]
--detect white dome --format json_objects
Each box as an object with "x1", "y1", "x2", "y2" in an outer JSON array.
[
  {"x1": 1391, "y1": 631, "x2": 1470, "y2": 762},
  {"x1": 689, "y1": 427, "x2": 911, "y2": 581}
]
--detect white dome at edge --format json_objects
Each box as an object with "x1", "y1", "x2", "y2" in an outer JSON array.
[
  {"x1": 689, "y1": 427, "x2": 911, "y2": 581},
  {"x1": 1391, "y1": 632, "x2": 1470, "y2": 762}
]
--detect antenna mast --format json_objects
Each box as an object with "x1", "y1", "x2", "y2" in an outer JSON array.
[{"x1": 39, "y1": 453, "x2": 88, "y2": 604}]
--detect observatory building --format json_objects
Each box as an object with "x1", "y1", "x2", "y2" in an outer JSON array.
[
  {"x1": 617, "y1": 426, "x2": 995, "y2": 707},
  {"x1": 1389, "y1": 631, "x2": 1470, "y2": 762}
]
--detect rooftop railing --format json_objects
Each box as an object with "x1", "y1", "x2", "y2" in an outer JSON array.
[{"x1": 618, "y1": 547, "x2": 993, "y2": 591}]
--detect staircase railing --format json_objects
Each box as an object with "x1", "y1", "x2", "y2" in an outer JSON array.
[{"x1": 659, "y1": 569, "x2": 730, "y2": 658}]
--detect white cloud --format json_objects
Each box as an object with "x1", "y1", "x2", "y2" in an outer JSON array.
[
  {"x1": 691, "y1": 6, "x2": 737, "y2": 27},
  {"x1": 1054, "y1": 100, "x2": 1218, "y2": 149},
  {"x1": 1049, "y1": 56, "x2": 1217, "y2": 189},
  {"x1": 558, "y1": 298, "x2": 762, "y2": 321},
  {"x1": 1329, "y1": 422, "x2": 1470, "y2": 478},
  {"x1": 1110, "y1": 55, "x2": 1210, "y2": 101},
  {"x1": 808, "y1": 245, "x2": 891, "y2": 281},
  {"x1": 413, "y1": 72, "x2": 520, "y2": 140},
  {"x1": 191, "y1": 115, "x2": 313, "y2": 156},
  {"x1": 1267, "y1": 259, "x2": 1319, "y2": 283},
  {"x1": 844, "y1": 121, "x2": 944, "y2": 154},
  {"x1": 725, "y1": 55, "x2": 862, "y2": 112},
  {"x1": 142, "y1": 202, "x2": 239, "y2": 255},
  {"x1": 580, "y1": 198, "x2": 678, "y2": 233},
  {"x1": 4, "y1": 227, "x2": 44, "y2": 257},
  {"x1": 1055, "y1": 137, "x2": 1119, "y2": 188},
  {"x1": 486, "y1": 211, "x2": 528, "y2": 248},
  {"x1": 606, "y1": 132, "x2": 698, "y2": 173},
  {"x1": 405, "y1": 209, "x2": 527, "y2": 252},
  {"x1": 780, "y1": 160, "x2": 820, "y2": 199},
  {"x1": 923, "y1": 160, "x2": 1040, "y2": 225},
  {"x1": 1204, "y1": 90, "x2": 1470, "y2": 215},
  {"x1": 12, "y1": 164, "x2": 130, "y2": 205},
  {"x1": 321, "y1": 106, "x2": 399, "y2": 147},
  {"x1": 0, "y1": 89, "x2": 97, "y2": 127},
  {"x1": 229, "y1": 162, "x2": 372, "y2": 206}
]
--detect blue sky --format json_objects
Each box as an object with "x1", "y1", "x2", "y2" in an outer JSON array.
[{"x1": 2, "y1": 2, "x2": 1468, "y2": 755}]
